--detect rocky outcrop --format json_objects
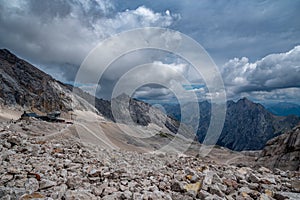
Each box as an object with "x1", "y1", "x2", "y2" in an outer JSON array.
[
  {"x1": 266, "y1": 102, "x2": 300, "y2": 117},
  {"x1": 0, "y1": 49, "x2": 97, "y2": 113},
  {"x1": 0, "y1": 121, "x2": 299, "y2": 200},
  {"x1": 257, "y1": 125, "x2": 300, "y2": 171}
]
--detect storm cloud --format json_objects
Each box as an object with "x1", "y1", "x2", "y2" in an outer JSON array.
[
  {"x1": 113, "y1": 0, "x2": 300, "y2": 65},
  {"x1": 0, "y1": 0, "x2": 178, "y2": 80},
  {"x1": 0, "y1": 0, "x2": 299, "y2": 103}
]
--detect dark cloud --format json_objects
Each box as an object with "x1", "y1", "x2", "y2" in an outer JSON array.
[
  {"x1": 0, "y1": 0, "x2": 177, "y2": 82},
  {"x1": 134, "y1": 85, "x2": 175, "y2": 100},
  {"x1": 114, "y1": 0, "x2": 300, "y2": 65}
]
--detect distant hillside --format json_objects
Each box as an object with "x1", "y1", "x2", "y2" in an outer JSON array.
[
  {"x1": 159, "y1": 98, "x2": 300, "y2": 151},
  {"x1": 264, "y1": 102, "x2": 300, "y2": 116}
]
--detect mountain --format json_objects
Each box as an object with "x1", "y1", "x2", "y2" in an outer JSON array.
[
  {"x1": 2, "y1": 50, "x2": 300, "y2": 199},
  {"x1": 256, "y1": 125, "x2": 300, "y2": 171},
  {"x1": 1, "y1": 48, "x2": 299, "y2": 152},
  {"x1": 218, "y1": 98, "x2": 299, "y2": 151},
  {"x1": 159, "y1": 98, "x2": 300, "y2": 151},
  {"x1": 0, "y1": 49, "x2": 190, "y2": 139},
  {"x1": 0, "y1": 49, "x2": 97, "y2": 113},
  {"x1": 264, "y1": 102, "x2": 300, "y2": 117}
]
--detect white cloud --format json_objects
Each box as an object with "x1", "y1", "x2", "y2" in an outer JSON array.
[
  {"x1": 221, "y1": 45, "x2": 300, "y2": 102},
  {"x1": 93, "y1": 6, "x2": 177, "y2": 39},
  {"x1": 106, "y1": 60, "x2": 202, "y2": 102},
  {"x1": 114, "y1": 61, "x2": 189, "y2": 91}
]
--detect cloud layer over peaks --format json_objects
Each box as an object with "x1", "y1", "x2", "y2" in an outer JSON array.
[{"x1": 222, "y1": 46, "x2": 300, "y2": 99}]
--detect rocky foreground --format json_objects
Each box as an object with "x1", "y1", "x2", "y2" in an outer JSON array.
[{"x1": 0, "y1": 121, "x2": 300, "y2": 200}]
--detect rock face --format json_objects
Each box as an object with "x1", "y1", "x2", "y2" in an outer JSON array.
[
  {"x1": 162, "y1": 98, "x2": 300, "y2": 151},
  {"x1": 257, "y1": 125, "x2": 300, "y2": 171},
  {"x1": 0, "y1": 49, "x2": 60, "y2": 110},
  {"x1": 1, "y1": 121, "x2": 300, "y2": 200},
  {"x1": 0, "y1": 49, "x2": 97, "y2": 113}
]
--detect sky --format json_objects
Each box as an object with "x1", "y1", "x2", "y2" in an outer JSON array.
[{"x1": 0, "y1": 0, "x2": 299, "y2": 104}]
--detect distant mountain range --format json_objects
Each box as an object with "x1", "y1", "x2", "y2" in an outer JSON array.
[
  {"x1": 264, "y1": 102, "x2": 300, "y2": 117},
  {"x1": 158, "y1": 98, "x2": 300, "y2": 151},
  {"x1": 1, "y1": 48, "x2": 299, "y2": 152}
]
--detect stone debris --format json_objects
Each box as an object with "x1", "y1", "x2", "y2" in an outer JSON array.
[{"x1": 0, "y1": 122, "x2": 300, "y2": 200}]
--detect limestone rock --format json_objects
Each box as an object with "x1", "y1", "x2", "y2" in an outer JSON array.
[
  {"x1": 39, "y1": 179, "x2": 57, "y2": 190},
  {"x1": 0, "y1": 121, "x2": 299, "y2": 200},
  {"x1": 257, "y1": 125, "x2": 300, "y2": 171},
  {"x1": 25, "y1": 178, "x2": 39, "y2": 194}
]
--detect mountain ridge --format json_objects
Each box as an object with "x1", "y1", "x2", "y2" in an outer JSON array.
[
  {"x1": 0, "y1": 48, "x2": 190, "y2": 138},
  {"x1": 1, "y1": 48, "x2": 299, "y2": 152},
  {"x1": 158, "y1": 98, "x2": 300, "y2": 151}
]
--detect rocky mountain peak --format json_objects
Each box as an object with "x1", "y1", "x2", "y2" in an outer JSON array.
[
  {"x1": 230, "y1": 97, "x2": 264, "y2": 111},
  {"x1": 114, "y1": 93, "x2": 131, "y2": 101},
  {"x1": 239, "y1": 97, "x2": 251, "y2": 103},
  {"x1": 219, "y1": 98, "x2": 299, "y2": 151},
  {"x1": 0, "y1": 49, "x2": 53, "y2": 81}
]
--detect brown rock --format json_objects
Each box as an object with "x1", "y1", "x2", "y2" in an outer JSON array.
[
  {"x1": 20, "y1": 192, "x2": 45, "y2": 200},
  {"x1": 184, "y1": 182, "x2": 202, "y2": 194},
  {"x1": 273, "y1": 192, "x2": 288, "y2": 200},
  {"x1": 223, "y1": 179, "x2": 238, "y2": 189}
]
